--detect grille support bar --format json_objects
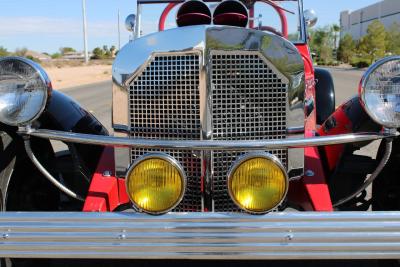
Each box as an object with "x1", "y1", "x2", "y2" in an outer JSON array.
[{"x1": 200, "y1": 53, "x2": 213, "y2": 211}]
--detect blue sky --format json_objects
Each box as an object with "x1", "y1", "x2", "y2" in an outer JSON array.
[{"x1": 0, "y1": 0, "x2": 380, "y2": 54}]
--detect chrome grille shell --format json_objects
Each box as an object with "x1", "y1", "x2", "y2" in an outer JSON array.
[{"x1": 112, "y1": 25, "x2": 305, "y2": 212}]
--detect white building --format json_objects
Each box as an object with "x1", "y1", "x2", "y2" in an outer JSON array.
[{"x1": 340, "y1": 0, "x2": 400, "y2": 40}]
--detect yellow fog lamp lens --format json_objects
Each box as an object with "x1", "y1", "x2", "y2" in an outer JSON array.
[
  {"x1": 228, "y1": 153, "x2": 288, "y2": 214},
  {"x1": 126, "y1": 154, "x2": 185, "y2": 214}
]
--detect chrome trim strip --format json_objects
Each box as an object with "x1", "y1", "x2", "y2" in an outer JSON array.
[
  {"x1": 112, "y1": 124, "x2": 130, "y2": 133},
  {"x1": 24, "y1": 139, "x2": 84, "y2": 202},
  {"x1": 1, "y1": 212, "x2": 400, "y2": 259},
  {"x1": 22, "y1": 128, "x2": 397, "y2": 150},
  {"x1": 199, "y1": 50, "x2": 210, "y2": 211},
  {"x1": 287, "y1": 126, "x2": 304, "y2": 135}
]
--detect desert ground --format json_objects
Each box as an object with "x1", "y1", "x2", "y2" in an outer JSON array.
[{"x1": 44, "y1": 64, "x2": 112, "y2": 89}]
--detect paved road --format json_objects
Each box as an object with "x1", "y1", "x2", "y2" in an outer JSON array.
[
  {"x1": 58, "y1": 66, "x2": 379, "y2": 158},
  {"x1": 60, "y1": 67, "x2": 378, "y2": 156},
  {"x1": 61, "y1": 81, "x2": 113, "y2": 132},
  {"x1": 321, "y1": 67, "x2": 380, "y2": 159},
  {"x1": 323, "y1": 67, "x2": 365, "y2": 105},
  {"x1": 60, "y1": 67, "x2": 366, "y2": 132},
  {"x1": 59, "y1": 67, "x2": 378, "y2": 156}
]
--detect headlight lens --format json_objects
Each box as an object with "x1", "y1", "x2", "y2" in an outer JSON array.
[
  {"x1": 126, "y1": 154, "x2": 185, "y2": 214},
  {"x1": 360, "y1": 56, "x2": 400, "y2": 128},
  {"x1": 0, "y1": 57, "x2": 51, "y2": 126},
  {"x1": 228, "y1": 153, "x2": 288, "y2": 214}
]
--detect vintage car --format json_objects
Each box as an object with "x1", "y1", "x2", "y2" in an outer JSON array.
[{"x1": 0, "y1": 0, "x2": 400, "y2": 263}]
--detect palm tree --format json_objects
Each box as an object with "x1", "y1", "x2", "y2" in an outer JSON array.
[{"x1": 332, "y1": 24, "x2": 340, "y2": 51}]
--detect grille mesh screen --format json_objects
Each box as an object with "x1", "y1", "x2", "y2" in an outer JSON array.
[
  {"x1": 210, "y1": 52, "x2": 288, "y2": 212},
  {"x1": 128, "y1": 54, "x2": 202, "y2": 212},
  {"x1": 128, "y1": 51, "x2": 288, "y2": 212}
]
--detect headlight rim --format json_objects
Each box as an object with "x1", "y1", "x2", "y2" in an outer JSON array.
[
  {"x1": 359, "y1": 55, "x2": 400, "y2": 129},
  {"x1": 125, "y1": 152, "x2": 187, "y2": 215},
  {"x1": 227, "y1": 152, "x2": 289, "y2": 215},
  {"x1": 0, "y1": 56, "x2": 52, "y2": 126}
]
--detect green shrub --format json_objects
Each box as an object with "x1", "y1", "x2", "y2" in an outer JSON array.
[
  {"x1": 26, "y1": 55, "x2": 41, "y2": 63},
  {"x1": 0, "y1": 46, "x2": 9, "y2": 57},
  {"x1": 51, "y1": 53, "x2": 61, "y2": 59},
  {"x1": 350, "y1": 57, "x2": 369, "y2": 68}
]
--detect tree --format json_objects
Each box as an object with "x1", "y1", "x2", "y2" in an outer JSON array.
[
  {"x1": 338, "y1": 34, "x2": 356, "y2": 63},
  {"x1": 91, "y1": 45, "x2": 117, "y2": 59},
  {"x1": 59, "y1": 47, "x2": 76, "y2": 55},
  {"x1": 51, "y1": 53, "x2": 62, "y2": 59},
  {"x1": 110, "y1": 45, "x2": 117, "y2": 56},
  {"x1": 331, "y1": 24, "x2": 340, "y2": 51},
  {"x1": 386, "y1": 22, "x2": 400, "y2": 55},
  {"x1": 309, "y1": 26, "x2": 333, "y2": 65},
  {"x1": 91, "y1": 47, "x2": 105, "y2": 59},
  {"x1": 0, "y1": 46, "x2": 9, "y2": 57},
  {"x1": 358, "y1": 20, "x2": 387, "y2": 64}
]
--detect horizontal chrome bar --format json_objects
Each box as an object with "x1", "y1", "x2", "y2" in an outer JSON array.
[
  {"x1": 113, "y1": 125, "x2": 305, "y2": 135},
  {"x1": 286, "y1": 126, "x2": 304, "y2": 135},
  {"x1": 112, "y1": 124, "x2": 130, "y2": 133},
  {"x1": 1, "y1": 212, "x2": 400, "y2": 259},
  {"x1": 20, "y1": 128, "x2": 397, "y2": 151}
]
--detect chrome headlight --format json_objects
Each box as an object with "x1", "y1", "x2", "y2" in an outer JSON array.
[
  {"x1": 360, "y1": 56, "x2": 400, "y2": 129},
  {"x1": 0, "y1": 57, "x2": 51, "y2": 126}
]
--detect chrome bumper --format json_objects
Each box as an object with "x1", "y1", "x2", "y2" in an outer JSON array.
[
  {"x1": 18, "y1": 128, "x2": 397, "y2": 150},
  {"x1": 1, "y1": 212, "x2": 400, "y2": 259}
]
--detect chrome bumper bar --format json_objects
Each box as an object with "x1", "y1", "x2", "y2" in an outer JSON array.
[
  {"x1": 19, "y1": 128, "x2": 397, "y2": 150},
  {"x1": 1, "y1": 212, "x2": 400, "y2": 259}
]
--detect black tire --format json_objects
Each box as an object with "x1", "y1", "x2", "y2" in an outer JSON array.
[
  {"x1": 0, "y1": 130, "x2": 57, "y2": 267},
  {"x1": 372, "y1": 138, "x2": 400, "y2": 211},
  {"x1": 0, "y1": 131, "x2": 16, "y2": 212},
  {"x1": 315, "y1": 68, "x2": 335, "y2": 125},
  {"x1": 327, "y1": 143, "x2": 377, "y2": 211}
]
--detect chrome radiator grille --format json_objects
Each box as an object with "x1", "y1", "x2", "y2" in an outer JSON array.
[
  {"x1": 210, "y1": 52, "x2": 288, "y2": 212},
  {"x1": 128, "y1": 54, "x2": 202, "y2": 212},
  {"x1": 128, "y1": 51, "x2": 288, "y2": 212}
]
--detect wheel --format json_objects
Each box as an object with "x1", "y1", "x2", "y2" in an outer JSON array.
[
  {"x1": 372, "y1": 138, "x2": 400, "y2": 211},
  {"x1": 0, "y1": 131, "x2": 16, "y2": 212},
  {"x1": 327, "y1": 143, "x2": 378, "y2": 211}
]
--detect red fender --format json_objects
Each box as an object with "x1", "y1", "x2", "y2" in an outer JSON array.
[
  {"x1": 83, "y1": 147, "x2": 129, "y2": 212},
  {"x1": 292, "y1": 44, "x2": 333, "y2": 212}
]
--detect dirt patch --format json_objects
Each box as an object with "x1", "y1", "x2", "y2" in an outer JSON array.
[{"x1": 44, "y1": 64, "x2": 112, "y2": 89}]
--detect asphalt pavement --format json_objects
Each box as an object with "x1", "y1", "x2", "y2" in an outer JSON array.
[
  {"x1": 58, "y1": 67, "x2": 378, "y2": 155},
  {"x1": 59, "y1": 67, "x2": 366, "y2": 132},
  {"x1": 60, "y1": 81, "x2": 112, "y2": 131},
  {"x1": 58, "y1": 66, "x2": 378, "y2": 158}
]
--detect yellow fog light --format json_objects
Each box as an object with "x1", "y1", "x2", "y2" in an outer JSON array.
[
  {"x1": 228, "y1": 153, "x2": 288, "y2": 214},
  {"x1": 126, "y1": 154, "x2": 185, "y2": 214}
]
